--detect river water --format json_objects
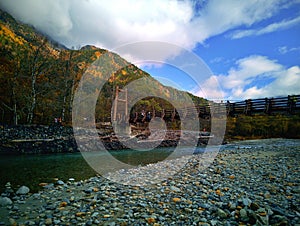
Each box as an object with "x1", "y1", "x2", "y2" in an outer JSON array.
[
  {"x1": 0, "y1": 146, "x2": 181, "y2": 192},
  {"x1": 0, "y1": 138, "x2": 299, "y2": 192}
]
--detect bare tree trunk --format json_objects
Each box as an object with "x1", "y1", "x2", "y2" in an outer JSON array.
[
  {"x1": 27, "y1": 41, "x2": 46, "y2": 124},
  {"x1": 61, "y1": 95, "x2": 66, "y2": 122},
  {"x1": 28, "y1": 72, "x2": 36, "y2": 124},
  {"x1": 10, "y1": 56, "x2": 21, "y2": 125},
  {"x1": 61, "y1": 51, "x2": 73, "y2": 122},
  {"x1": 11, "y1": 71, "x2": 19, "y2": 125},
  {"x1": 12, "y1": 88, "x2": 18, "y2": 125},
  {"x1": 69, "y1": 77, "x2": 75, "y2": 116},
  {"x1": 61, "y1": 69, "x2": 68, "y2": 122}
]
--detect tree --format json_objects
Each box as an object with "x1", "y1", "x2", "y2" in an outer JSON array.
[
  {"x1": 59, "y1": 50, "x2": 74, "y2": 122},
  {"x1": 26, "y1": 39, "x2": 52, "y2": 124},
  {"x1": 0, "y1": 28, "x2": 28, "y2": 125}
]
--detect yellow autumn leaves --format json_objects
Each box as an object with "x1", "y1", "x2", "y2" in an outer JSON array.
[{"x1": 0, "y1": 24, "x2": 26, "y2": 46}]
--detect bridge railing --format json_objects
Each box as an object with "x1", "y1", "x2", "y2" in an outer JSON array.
[
  {"x1": 227, "y1": 94, "x2": 300, "y2": 116},
  {"x1": 97, "y1": 94, "x2": 300, "y2": 125}
]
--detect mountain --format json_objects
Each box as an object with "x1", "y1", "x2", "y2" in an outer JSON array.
[{"x1": 0, "y1": 9, "x2": 206, "y2": 126}]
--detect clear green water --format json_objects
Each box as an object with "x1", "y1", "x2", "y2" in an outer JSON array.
[
  {"x1": 2, "y1": 138, "x2": 298, "y2": 193},
  {"x1": 0, "y1": 147, "x2": 178, "y2": 192}
]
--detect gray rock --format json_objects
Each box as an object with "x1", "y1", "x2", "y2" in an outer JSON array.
[
  {"x1": 25, "y1": 221, "x2": 35, "y2": 226},
  {"x1": 12, "y1": 205, "x2": 19, "y2": 211},
  {"x1": 242, "y1": 197, "x2": 252, "y2": 207},
  {"x1": 210, "y1": 220, "x2": 219, "y2": 226},
  {"x1": 69, "y1": 178, "x2": 75, "y2": 182},
  {"x1": 170, "y1": 186, "x2": 181, "y2": 192},
  {"x1": 240, "y1": 208, "x2": 249, "y2": 222},
  {"x1": 198, "y1": 217, "x2": 206, "y2": 222},
  {"x1": 32, "y1": 194, "x2": 40, "y2": 199},
  {"x1": 293, "y1": 186, "x2": 300, "y2": 193},
  {"x1": 0, "y1": 197, "x2": 12, "y2": 206},
  {"x1": 257, "y1": 214, "x2": 269, "y2": 225},
  {"x1": 45, "y1": 205, "x2": 55, "y2": 210},
  {"x1": 257, "y1": 208, "x2": 267, "y2": 213},
  {"x1": 56, "y1": 180, "x2": 65, "y2": 185},
  {"x1": 45, "y1": 218, "x2": 52, "y2": 225},
  {"x1": 53, "y1": 219, "x2": 61, "y2": 225},
  {"x1": 69, "y1": 196, "x2": 75, "y2": 202},
  {"x1": 5, "y1": 182, "x2": 11, "y2": 188},
  {"x1": 91, "y1": 212, "x2": 99, "y2": 218},
  {"x1": 139, "y1": 203, "x2": 148, "y2": 208},
  {"x1": 228, "y1": 202, "x2": 237, "y2": 210},
  {"x1": 16, "y1": 200, "x2": 26, "y2": 204},
  {"x1": 8, "y1": 218, "x2": 16, "y2": 226},
  {"x1": 94, "y1": 219, "x2": 100, "y2": 224},
  {"x1": 199, "y1": 203, "x2": 210, "y2": 209},
  {"x1": 217, "y1": 208, "x2": 228, "y2": 219},
  {"x1": 270, "y1": 215, "x2": 288, "y2": 225},
  {"x1": 16, "y1": 186, "x2": 30, "y2": 195},
  {"x1": 43, "y1": 183, "x2": 54, "y2": 189}
]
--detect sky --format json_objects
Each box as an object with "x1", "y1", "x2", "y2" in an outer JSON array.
[{"x1": 0, "y1": 0, "x2": 299, "y2": 101}]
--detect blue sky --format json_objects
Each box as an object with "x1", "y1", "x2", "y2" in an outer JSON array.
[
  {"x1": 1, "y1": 0, "x2": 299, "y2": 101},
  {"x1": 140, "y1": 1, "x2": 300, "y2": 100}
]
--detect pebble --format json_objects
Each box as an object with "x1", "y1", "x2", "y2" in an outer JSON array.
[
  {"x1": 0, "y1": 197, "x2": 12, "y2": 206},
  {"x1": 239, "y1": 208, "x2": 248, "y2": 221},
  {"x1": 242, "y1": 197, "x2": 252, "y2": 207},
  {"x1": 45, "y1": 218, "x2": 52, "y2": 225},
  {"x1": 0, "y1": 139, "x2": 299, "y2": 225},
  {"x1": 170, "y1": 186, "x2": 181, "y2": 192},
  {"x1": 8, "y1": 218, "x2": 16, "y2": 226},
  {"x1": 69, "y1": 178, "x2": 75, "y2": 182},
  {"x1": 217, "y1": 208, "x2": 228, "y2": 219},
  {"x1": 56, "y1": 180, "x2": 65, "y2": 185},
  {"x1": 16, "y1": 186, "x2": 30, "y2": 195}
]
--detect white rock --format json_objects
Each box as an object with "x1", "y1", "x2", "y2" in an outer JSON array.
[
  {"x1": 57, "y1": 180, "x2": 65, "y2": 185},
  {"x1": 16, "y1": 185, "x2": 30, "y2": 195},
  {"x1": 0, "y1": 197, "x2": 12, "y2": 206},
  {"x1": 170, "y1": 186, "x2": 181, "y2": 192}
]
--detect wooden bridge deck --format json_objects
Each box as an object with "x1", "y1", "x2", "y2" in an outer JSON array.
[{"x1": 96, "y1": 94, "x2": 300, "y2": 126}]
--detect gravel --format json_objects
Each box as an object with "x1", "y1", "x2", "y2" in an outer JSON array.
[{"x1": 0, "y1": 139, "x2": 299, "y2": 225}]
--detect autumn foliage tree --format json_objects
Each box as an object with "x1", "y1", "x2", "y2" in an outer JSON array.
[{"x1": 0, "y1": 9, "x2": 206, "y2": 126}]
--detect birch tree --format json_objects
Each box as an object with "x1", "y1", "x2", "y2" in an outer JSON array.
[{"x1": 26, "y1": 39, "x2": 51, "y2": 124}]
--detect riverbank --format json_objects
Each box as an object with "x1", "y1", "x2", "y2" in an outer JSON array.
[
  {"x1": 0, "y1": 139, "x2": 299, "y2": 225},
  {"x1": 0, "y1": 125, "x2": 210, "y2": 154}
]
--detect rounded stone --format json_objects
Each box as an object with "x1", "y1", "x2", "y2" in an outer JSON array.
[
  {"x1": 16, "y1": 186, "x2": 30, "y2": 195},
  {"x1": 0, "y1": 197, "x2": 13, "y2": 206}
]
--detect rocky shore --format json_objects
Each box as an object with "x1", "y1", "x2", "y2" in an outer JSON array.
[
  {"x1": 0, "y1": 125, "x2": 77, "y2": 154},
  {"x1": 0, "y1": 139, "x2": 299, "y2": 225},
  {"x1": 0, "y1": 125, "x2": 209, "y2": 154}
]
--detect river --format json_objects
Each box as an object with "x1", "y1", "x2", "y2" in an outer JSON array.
[
  {"x1": 0, "y1": 147, "x2": 179, "y2": 192},
  {"x1": 0, "y1": 138, "x2": 299, "y2": 193}
]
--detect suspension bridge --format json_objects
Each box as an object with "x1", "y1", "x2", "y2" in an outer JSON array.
[{"x1": 107, "y1": 94, "x2": 300, "y2": 122}]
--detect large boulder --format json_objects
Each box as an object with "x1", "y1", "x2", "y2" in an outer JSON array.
[
  {"x1": 16, "y1": 185, "x2": 30, "y2": 195},
  {"x1": 0, "y1": 197, "x2": 12, "y2": 206}
]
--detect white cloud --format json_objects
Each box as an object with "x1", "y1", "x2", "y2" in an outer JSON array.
[
  {"x1": 220, "y1": 55, "x2": 282, "y2": 90},
  {"x1": 278, "y1": 46, "x2": 300, "y2": 54},
  {"x1": 0, "y1": 0, "x2": 73, "y2": 38},
  {"x1": 264, "y1": 66, "x2": 300, "y2": 94},
  {"x1": 230, "y1": 15, "x2": 300, "y2": 39},
  {"x1": 1, "y1": 0, "x2": 299, "y2": 101},
  {"x1": 194, "y1": 75, "x2": 226, "y2": 100},
  {"x1": 193, "y1": 55, "x2": 300, "y2": 100},
  {"x1": 0, "y1": 0, "x2": 298, "y2": 60}
]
